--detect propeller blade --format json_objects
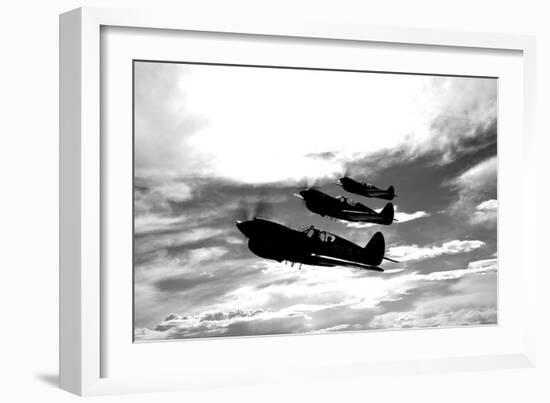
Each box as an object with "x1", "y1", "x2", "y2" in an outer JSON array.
[
  {"x1": 235, "y1": 193, "x2": 273, "y2": 221},
  {"x1": 253, "y1": 198, "x2": 271, "y2": 218},
  {"x1": 235, "y1": 200, "x2": 250, "y2": 221},
  {"x1": 342, "y1": 165, "x2": 351, "y2": 178}
]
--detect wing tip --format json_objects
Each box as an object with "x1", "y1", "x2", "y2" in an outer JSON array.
[{"x1": 370, "y1": 267, "x2": 384, "y2": 272}]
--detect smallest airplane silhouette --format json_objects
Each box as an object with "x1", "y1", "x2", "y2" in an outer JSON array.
[
  {"x1": 336, "y1": 177, "x2": 396, "y2": 200},
  {"x1": 296, "y1": 188, "x2": 395, "y2": 225}
]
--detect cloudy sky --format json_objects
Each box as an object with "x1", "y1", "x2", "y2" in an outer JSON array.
[{"x1": 133, "y1": 61, "x2": 497, "y2": 341}]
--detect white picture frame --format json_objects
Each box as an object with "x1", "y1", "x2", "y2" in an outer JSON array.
[{"x1": 60, "y1": 6, "x2": 537, "y2": 396}]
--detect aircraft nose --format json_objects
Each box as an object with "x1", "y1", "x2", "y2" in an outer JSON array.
[
  {"x1": 299, "y1": 189, "x2": 309, "y2": 199},
  {"x1": 236, "y1": 220, "x2": 255, "y2": 238}
]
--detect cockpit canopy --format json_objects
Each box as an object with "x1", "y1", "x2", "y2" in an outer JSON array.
[
  {"x1": 336, "y1": 196, "x2": 361, "y2": 206},
  {"x1": 361, "y1": 181, "x2": 376, "y2": 188},
  {"x1": 336, "y1": 195, "x2": 357, "y2": 206},
  {"x1": 301, "y1": 226, "x2": 337, "y2": 243}
]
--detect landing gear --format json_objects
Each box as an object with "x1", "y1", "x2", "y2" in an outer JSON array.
[{"x1": 282, "y1": 260, "x2": 302, "y2": 270}]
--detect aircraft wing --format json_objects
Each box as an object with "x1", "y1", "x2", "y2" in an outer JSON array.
[
  {"x1": 310, "y1": 253, "x2": 384, "y2": 272},
  {"x1": 341, "y1": 209, "x2": 376, "y2": 215},
  {"x1": 340, "y1": 209, "x2": 378, "y2": 221}
]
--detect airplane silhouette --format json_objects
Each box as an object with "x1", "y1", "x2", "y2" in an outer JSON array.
[
  {"x1": 336, "y1": 176, "x2": 396, "y2": 200},
  {"x1": 236, "y1": 217, "x2": 397, "y2": 271},
  {"x1": 296, "y1": 188, "x2": 395, "y2": 225}
]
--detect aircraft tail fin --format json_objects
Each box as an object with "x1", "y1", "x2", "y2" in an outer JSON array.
[
  {"x1": 387, "y1": 185, "x2": 395, "y2": 197},
  {"x1": 363, "y1": 232, "x2": 385, "y2": 266},
  {"x1": 380, "y1": 203, "x2": 394, "y2": 224}
]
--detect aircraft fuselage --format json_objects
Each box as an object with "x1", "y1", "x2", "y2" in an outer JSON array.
[
  {"x1": 338, "y1": 177, "x2": 395, "y2": 200},
  {"x1": 298, "y1": 188, "x2": 393, "y2": 225},
  {"x1": 236, "y1": 218, "x2": 384, "y2": 269}
]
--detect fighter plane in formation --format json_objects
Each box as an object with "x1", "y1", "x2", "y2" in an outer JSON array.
[
  {"x1": 336, "y1": 176, "x2": 396, "y2": 200},
  {"x1": 236, "y1": 217, "x2": 397, "y2": 272},
  {"x1": 295, "y1": 188, "x2": 395, "y2": 225}
]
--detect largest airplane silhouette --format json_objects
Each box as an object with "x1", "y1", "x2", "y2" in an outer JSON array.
[{"x1": 236, "y1": 217, "x2": 397, "y2": 271}]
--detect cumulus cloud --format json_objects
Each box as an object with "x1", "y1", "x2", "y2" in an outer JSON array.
[
  {"x1": 395, "y1": 210, "x2": 430, "y2": 222},
  {"x1": 133, "y1": 178, "x2": 198, "y2": 234},
  {"x1": 475, "y1": 199, "x2": 498, "y2": 211},
  {"x1": 467, "y1": 258, "x2": 497, "y2": 271},
  {"x1": 471, "y1": 199, "x2": 498, "y2": 226},
  {"x1": 137, "y1": 308, "x2": 310, "y2": 339},
  {"x1": 447, "y1": 157, "x2": 497, "y2": 213},
  {"x1": 342, "y1": 222, "x2": 376, "y2": 229},
  {"x1": 388, "y1": 240, "x2": 485, "y2": 262},
  {"x1": 454, "y1": 156, "x2": 497, "y2": 186},
  {"x1": 422, "y1": 258, "x2": 497, "y2": 280},
  {"x1": 369, "y1": 307, "x2": 497, "y2": 330},
  {"x1": 135, "y1": 227, "x2": 228, "y2": 257},
  {"x1": 425, "y1": 78, "x2": 497, "y2": 165},
  {"x1": 368, "y1": 258, "x2": 497, "y2": 330},
  {"x1": 135, "y1": 257, "x2": 497, "y2": 340},
  {"x1": 134, "y1": 214, "x2": 187, "y2": 234},
  {"x1": 135, "y1": 179, "x2": 193, "y2": 214}
]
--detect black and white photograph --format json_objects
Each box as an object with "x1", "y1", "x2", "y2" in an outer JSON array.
[{"x1": 133, "y1": 61, "x2": 498, "y2": 341}]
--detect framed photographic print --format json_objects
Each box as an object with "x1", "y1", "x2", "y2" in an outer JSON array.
[
  {"x1": 132, "y1": 61, "x2": 499, "y2": 342},
  {"x1": 60, "y1": 7, "x2": 537, "y2": 396}
]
